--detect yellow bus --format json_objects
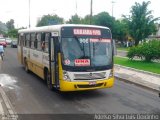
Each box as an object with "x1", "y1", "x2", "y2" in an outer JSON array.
[{"x1": 18, "y1": 24, "x2": 114, "y2": 91}]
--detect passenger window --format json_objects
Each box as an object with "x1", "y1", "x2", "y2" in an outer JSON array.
[
  {"x1": 25, "y1": 34, "x2": 30, "y2": 47},
  {"x1": 44, "y1": 33, "x2": 50, "y2": 53},
  {"x1": 31, "y1": 33, "x2": 36, "y2": 49},
  {"x1": 18, "y1": 34, "x2": 24, "y2": 46},
  {"x1": 37, "y1": 33, "x2": 42, "y2": 50}
]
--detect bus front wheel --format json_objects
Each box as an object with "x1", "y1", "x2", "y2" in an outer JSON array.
[{"x1": 45, "y1": 70, "x2": 53, "y2": 90}]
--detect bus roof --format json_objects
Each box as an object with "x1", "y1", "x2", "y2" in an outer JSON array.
[{"x1": 18, "y1": 24, "x2": 110, "y2": 33}]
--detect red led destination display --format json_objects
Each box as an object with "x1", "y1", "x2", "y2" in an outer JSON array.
[{"x1": 73, "y1": 29, "x2": 101, "y2": 36}]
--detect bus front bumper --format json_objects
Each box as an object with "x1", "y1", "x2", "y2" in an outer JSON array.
[{"x1": 59, "y1": 77, "x2": 114, "y2": 91}]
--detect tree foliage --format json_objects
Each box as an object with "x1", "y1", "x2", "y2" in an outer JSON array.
[
  {"x1": 113, "y1": 20, "x2": 128, "y2": 44},
  {"x1": 0, "y1": 21, "x2": 8, "y2": 34},
  {"x1": 124, "y1": 1, "x2": 159, "y2": 46},
  {"x1": 7, "y1": 29, "x2": 18, "y2": 38},
  {"x1": 0, "y1": 1, "x2": 158, "y2": 41},
  {"x1": 36, "y1": 14, "x2": 64, "y2": 27},
  {"x1": 66, "y1": 14, "x2": 91, "y2": 24},
  {"x1": 92, "y1": 12, "x2": 121, "y2": 40},
  {"x1": 6, "y1": 19, "x2": 15, "y2": 30},
  {"x1": 67, "y1": 14, "x2": 82, "y2": 24},
  {"x1": 127, "y1": 40, "x2": 160, "y2": 62},
  {"x1": 81, "y1": 15, "x2": 90, "y2": 24},
  {"x1": 92, "y1": 12, "x2": 114, "y2": 30}
]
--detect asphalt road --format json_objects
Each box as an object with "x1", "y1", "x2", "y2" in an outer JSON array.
[{"x1": 0, "y1": 47, "x2": 160, "y2": 117}]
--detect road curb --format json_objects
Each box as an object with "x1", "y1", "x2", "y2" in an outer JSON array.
[
  {"x1": 115, "y1": 64, "x2": 160, "y2": 78},
  {"x1": 115, "y1": 75, "x2": 160, "y2": 93},
  {"x1": 114, "y1": 64, "x2": 160, "y2": 92}
]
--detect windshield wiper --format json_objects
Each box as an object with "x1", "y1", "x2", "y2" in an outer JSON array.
[{"x1": 73, "y1": 36, "x2": 86, "y2": 58}]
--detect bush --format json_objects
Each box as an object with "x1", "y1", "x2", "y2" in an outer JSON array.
[
  {"x1": 127, "y1": 39, "x2": 160, "y2": 62},
  {"x1": 127, "y1": 46, "x2": 142, "y2": 60}
]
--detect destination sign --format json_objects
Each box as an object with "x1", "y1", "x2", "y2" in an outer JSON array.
[{"x1": 73, "y1": 29, "x2": 101, "y2": 36}]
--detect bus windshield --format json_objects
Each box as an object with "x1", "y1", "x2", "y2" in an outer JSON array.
[{"x1": 61, "y1": 37, "x2": 112, "y2": 67}]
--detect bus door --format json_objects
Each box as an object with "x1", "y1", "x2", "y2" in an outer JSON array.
[{"x1": 49, "y1": 32, "x2": 59, "y2": 89}]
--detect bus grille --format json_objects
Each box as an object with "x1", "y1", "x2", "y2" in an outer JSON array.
[
  {"x1": 77, "y1": 83, "x2": 104, "y2": 88},
  {"x1": 74, "y1": 72, "x2": 106, "y2": 80}
]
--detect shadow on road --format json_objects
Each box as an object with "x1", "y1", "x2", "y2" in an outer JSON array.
[{"x1": 55, "y1": 89, "x2": 110, "y2": 101}]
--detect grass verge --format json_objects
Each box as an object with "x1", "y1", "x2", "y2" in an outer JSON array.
[{"x1": 114, "y1": 56, "x2": 160, "y2": 74}]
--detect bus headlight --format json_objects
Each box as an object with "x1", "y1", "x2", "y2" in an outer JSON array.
[
  {"x1": 109, "y1": 69, "x2": 113, "y2": 78},
  {"x1": 63, "y1": 71, "x2": 71, "y2": 81}
]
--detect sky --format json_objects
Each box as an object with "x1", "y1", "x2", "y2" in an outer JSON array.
[{"x1": 0, "y1": 0, "x2": 159, "y2": 28}]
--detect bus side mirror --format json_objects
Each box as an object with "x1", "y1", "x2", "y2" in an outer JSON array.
[{"x1": 113, "y1": 40, "x2": 117, "y2": 56}]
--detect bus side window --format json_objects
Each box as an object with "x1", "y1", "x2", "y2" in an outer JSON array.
[
  {"x1": 22, "y1": 34, "x2": 25, "y2": 46},
  {"x1": 24, "y1": 34, "x2": 26, "y2": 46},
  {"x1": 18, "y1": 34, "x2": 24, "y2": 46},
  {"x1": 31, "y1": 33, "x2": 36, "y2": 49},
  {"x1": 44, "y1": 33, "x2": 50, "y2": 53},
  {"x1": 41, "y1": 33, "x2": 45, "y2": 51},
  {"x1": 37, "y1": 33, "x2": 42, "y2": 50},
  {"x1": 25, "y1": 33, "x2": 30, "y2": 48},
  {"x1": 34, "y1": 34, "x2": 37, "y2": 49}
]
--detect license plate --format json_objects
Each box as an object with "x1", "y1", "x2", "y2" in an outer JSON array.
[{"x1": 89, "y1": 81, "x2": 96, "y2": 85}]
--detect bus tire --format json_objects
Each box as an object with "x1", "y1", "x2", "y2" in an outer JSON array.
[
  {"x1": 45, "y1": 70, "x2": 53, "y2": 90},
  {"x1": 24, "y1": 59, "x2": 29, "y2": 73}
]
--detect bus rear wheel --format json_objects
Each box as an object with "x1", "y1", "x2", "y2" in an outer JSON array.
[{"x1": 45, "y1": 70, "x2": 53, "y2": 90}]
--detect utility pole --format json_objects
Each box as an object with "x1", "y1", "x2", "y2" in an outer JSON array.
[
  {"x1": 75, "y1": 0, "x2": 77, "y2": 15},
  {"x1": 29, "y1": 0, "x2": 31, "y2": 28},
  {"x1": 111, "y1": 1, "x2": 115, "y2": 17},
  {"x1": 90, "y1": 0, "x2": 93, "y2": 24}
]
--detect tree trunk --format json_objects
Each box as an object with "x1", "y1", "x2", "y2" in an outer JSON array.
[{"x1": 135, "y1": 39, "x2": 139, "y2": 46}]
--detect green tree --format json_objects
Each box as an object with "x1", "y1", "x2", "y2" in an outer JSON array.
[
  {"x1": 114, "y1": 19, "x2": 128, "y2": 45},
  {"x1": 92, "y1": 12, "x2": 115, "y2": 29},
  {"x1": 67, "y1": 14, "x2": 82, "y2": 24},
  {"x1": 81, "y1": 15, "x2": 90, "y2": 24},
  {"x1": 92, "y1": 12, "x2": 117, "y2": 38},
  {"x1": 8, "y1": 29, "x2": 18, "y2": 38},
  {"x1": 0, "y1": 21, "x2": 8, "y2": 35},
  {"x1": 36, "y1": 14, "x2": 64, "y2": 27},
  {"x1": 6, "y1": 19, "x2": 15, "y2": 30},
  {"x1": 124, "y1": 1, "x2": 159, "y2": 46}
]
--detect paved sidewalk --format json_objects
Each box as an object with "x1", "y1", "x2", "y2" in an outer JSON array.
[
  {"x1": 114, "y1": 64, "x2": 160, "y2": 92},
  {"x1": 0, "y1": 86, "x2": 18, "y2": 120},
  {"x1": 0, "y1": 58, "x2": 18, "y2": 119}
]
